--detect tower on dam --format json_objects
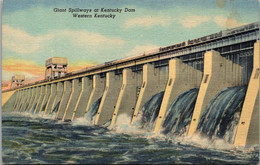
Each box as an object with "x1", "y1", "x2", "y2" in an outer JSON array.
[
  {"x1": 11, "y1": 75, "x2": 25, "y2": 88},
  {"x1": 45, "y1": 57, "x2": 68, "y2": 80}
]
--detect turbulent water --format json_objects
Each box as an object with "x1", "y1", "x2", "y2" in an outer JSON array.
[
  {"x1": 139, "y1": 91, "x2": 164, "y2": 130},
  {"x1": 162, "y1": 88, "x2": 199, "y2": 136},
  {"x1": 197, "y1": 86, "x2": 247, "y2": 143},
  {"x1": 2, "y1": 87, "x2": 259, "y2": 164},
  {"x1": 2, "y1": 112, "x2": 259, "y2": 164},
  {"x1": 30, "y1": 104, "x2": 37, "y2": 114},
  {"x1": 52, "y1": 101, "x2": 60, "y2": 113},
  {"x1": 84, "y1": 97, "x2": 102, "y2": 125}
]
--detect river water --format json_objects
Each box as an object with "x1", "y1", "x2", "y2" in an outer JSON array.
[{"x1": 2, "y1": 111, "x2": 259, "y2": 164}]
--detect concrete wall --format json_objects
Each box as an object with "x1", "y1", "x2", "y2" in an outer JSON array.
[
  {"x1": 1, "y1": 41, "x2": 258, "y2": 147},
  {"x1": 56, "y1": 80, "x2": 73, "y2": 120},
  {"x1": 44, "y1": 83, "x2": 57, "y2": 114},
  {"x1": 16, "y1": 89, "x2": 27, "y2": 111},
  {"x1": 234, "y1": 41, "x2": 259, "y2": 147},
  {"x1": 26, "y1": 87, "x2": 36, "y2": 111},
  {"x1": 20, "y1": 88, "x2": 32, "y2": 112},
  {"x1": 13, "y1": 89, "x2": 22, "y2": 111},
  {"x1": 131, "y1": 63, "x2": 168, "y2": 123},
  {"x1": 39, "y1": 84, "x2": 51, "y2": 113},
  {"x1": 51, "y1": 82, "x2": 64, "y2": 114},
  {"x1": 73, "y1": 75, "x2": 105, "y2": 121},
  {"x1": 63, "y1": 78, "x2": 82, "y2": 121},
  {"x1": 154, "y1": 59, "x2": 202, "y2": 133},
  {"x1": 24, "y1": 88, "x2": 33, "y2": 111},
  {"x1": 187, "y1": 50, "x2": 242, "y2": 136},
  {"x1": 111, "y1": 68, "x2": 142, "y2": 126},
  {"x1": 61, "y1": 80, "x2": 75, "y2": 121},
  {"x1": 34, "y1": 85, "x2": 46, "y2": 113},
  {"x1": 72, "y1": 76, "x2": 94, "y2": 120},
  {"x1": 95, "y1": 72, "x2": 122, "y2": 125},
  {"x1": 29, "y1": 87, "x2": 41, "y2": 112},
  {"x1": 2, "y1": 90, "x2": 16, "y2": 112},
  {"x1": 13, "y1": 90, "x2": 22, "y2": 111}
]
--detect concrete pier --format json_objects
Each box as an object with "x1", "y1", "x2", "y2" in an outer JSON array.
[
  {"x1": 187, "y1": 50, "x2": 242, "y2": 136},
  {"x1": 26, "y1": 87, "x2": 36, "y2": 111},
  {"x1": 13, "y1": 90, "x2": 21, "y2": 110},
  {"x1": 14, "y1": 89, "x2": 22, "y2": 111},
  {"x1": 25, "y1": 88, "x2": 33, "y2": 111},
  {"x1": 51, "y1": 82, "x2": 64, "y2": 114},
  {"x1": 16, "y1": 89, "x2": 27, "y2": 111},
  {"x1": 39, "y1": 84, "x2": 51, "y2": 112},
  {"x1": 13, "y1": 90, "x2": 22, "y2": 111},
  {"x1": 56, "y1": 80, "x2": 73, "y2": 120},
  {"x1": 131, "y1": 63, "x2": 168, "y2": 123},
  {"x1": 234, "y1": 41, "x2": 259, "y2": 147},
  {"x1": 44, "y1": 83, "x2": 57, "y2": 114},
  {"x1": 71, "y1": 76, "x2": 93, "y2": 120},
  {"x1": 95, "y1": 72, "x2": 122, "y2": 125},
  {"x1": 63, "y1": 78, "x2": 82, "y2": 121},
  {"x1": 154, "y1": 59, "x2": 202, "y2": 133},
  {"x1": 23, "y1": 89, "x2": 32, "y2": 111},
  {"x1": 34, "y1": 85, "x2": 46, "y2": 113},
  {"x1": 20, "y1": 88, "x2": 32, "y2": 112},
  {"x1": 61, "y1": 80, "x2": 75, "y2": 121},
  {"x1": 75, "y1": 75, "x2": 105, "y2": 120},
  {"x1": 85, "y1": 75, "x2": 105, "y2": 114},
  {"x1": 29, "y1": 87, "x2": 41, "y2": 112},
  {"x1": 111, "y1": 68, "x2": 142, "y2": 126}
]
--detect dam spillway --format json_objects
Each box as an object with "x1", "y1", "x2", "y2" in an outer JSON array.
[{"x1": 2, "y1": 22, "x2": 259, "y2": 147}]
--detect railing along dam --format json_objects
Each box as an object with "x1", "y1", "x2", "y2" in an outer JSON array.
[{"x1": 2, "y1": 22, "x2": 259, "y2": 147}]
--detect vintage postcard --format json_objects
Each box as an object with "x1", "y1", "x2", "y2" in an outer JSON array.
[{"x1": 1, "y1": 0, "x2": 259, "y2": 164}]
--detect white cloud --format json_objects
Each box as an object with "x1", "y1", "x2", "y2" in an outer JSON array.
[
  {"x1": 56, "y1": 29, "x2": 124, "y2": 47},
  {"x1": 179, "y1": 15, "x2": 211, "y2": 28},
  {"x1": 2, "y1": 25, "x2": 125, "y2": 55},
  {"x1": 214, "y1": 16, "x2": 246, "y2": 28},
  {"x1": 124, "y1": 16, "x2": 173, "y2": 29},
  {"x1": 124, "y1": 44, "x2": 159, "y2": 57},
  {"x1": 2, "y1": 25, "x2": 53, "y2": 54}
]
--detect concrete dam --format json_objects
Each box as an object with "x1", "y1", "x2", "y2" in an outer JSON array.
[{"x1": 2, "y1": 22, "x2": 259, "y2": 147}]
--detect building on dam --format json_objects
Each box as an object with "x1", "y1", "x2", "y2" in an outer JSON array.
[
  {"x1": 45, "y1": 57, "x2": 68, "y2": 80},
  {"x1": 2, "y1": 22, "x2": 259, "y2": 147},
  {"x1": 11, "y1": 75, "x2": 25, "y2": 88}
]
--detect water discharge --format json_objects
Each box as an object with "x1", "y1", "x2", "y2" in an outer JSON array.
[
  {"x1": 2, "y1": 86, "x2": 258, "y2": 164},
  {"x1": 197, "y1": 86, "x2": 247, "y2": 143},
  {"x1": 30, "y1": 104, "x2": 37, "y2": 114},
  {"x1": 73, "y1": 97, "x2": 102, "y2": 126},
  {"x1": 2, "y1": 112, "x2": 258, "y2": 164},
  {"x1": 85, "y1": 97, "x2": 102, "y2": 123},
  {"x1": 52, "y1": 101, "x2": 60, "y2": 113},
  {"x1": 162, "y1": 88, "x2": 199, "y2": 135},
  {"x1": 139, "y1": 91, "x2": 164, "y2": 130}
]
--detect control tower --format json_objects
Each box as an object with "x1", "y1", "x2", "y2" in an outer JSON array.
[
  {"x1": 45, "y1": 57, "x2": 68, "y2": 80},
  {"x1": 11, "y1": 75, "x2": 25, "y2": 88}
]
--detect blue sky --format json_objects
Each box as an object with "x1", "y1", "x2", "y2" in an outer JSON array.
[{"x1": 2, "y1": 0, "x2": 259, "y2": 83}]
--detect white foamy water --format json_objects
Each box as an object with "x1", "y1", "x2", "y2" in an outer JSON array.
[
  {"x1": 72, "y1": 116, "x2": 93, "y2": 126},
  {"x1": 2, "y1": 112, "x2": 259, "y2": 164},
  {"x1": 9, "y1": 111, "x2": 57, "y2": 120}
]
